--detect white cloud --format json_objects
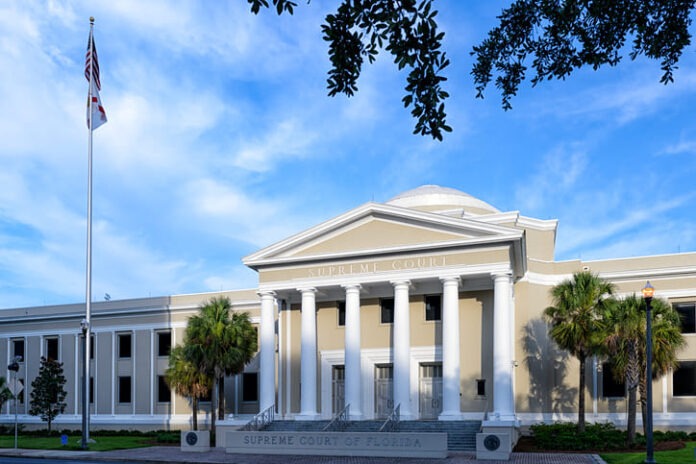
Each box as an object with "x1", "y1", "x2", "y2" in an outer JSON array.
[{"x1": 660, "y1": 140, "x2": 696, "y2": 156}]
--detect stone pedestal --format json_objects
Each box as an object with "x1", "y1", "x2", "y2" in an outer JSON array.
[{"x1": 476, "y1": 420, "x2": 519, "y2": 461}]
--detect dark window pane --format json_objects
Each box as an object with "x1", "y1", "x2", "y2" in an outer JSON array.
[
  {"x1": 674, "y1": 361, "x2": 696, "y2": 397},
  {"x1": 90, "y1": 334, "x2": 95, "y2": 359},
  {"x1": 118, "y1": 334, "x2": 132, "y2": 358},
  {"x1": 337, "y1": 302, "x2": 346, "y2": 326},
  {"x1": 158, "y1": 332, "x2": 171, "y2": 357},
  {"x1": 119, "y1": 376, "x2": 131, "y2": 403},
  {"x1": 200, "y1": 389, "x2": 212, "y2": 403},
  {"x1": 675, "y1": 304, "x2": 696, "y2": 334},
  {"x1": 477, "y1": 379, "x2": 486, "y2": 396},
  {"x1": 380, "y1": 298, "x2": 394, "y2": 324},
  {"x1": 13, "y1": 340, "x2": 24, "y2": 362},
  {"x1": 602, "y1": 363, "x2": 626, "y2": 397},
  {"x1": 242, "y1": 373, "x2": 258, "y2": 402},
  {"x1": 425, "y1": 295, "x2": 442, "y2": 321},
  {"x1": 46, "y1": 338, "x2": 59, "y2": 362},
  {"x1": 158, "y1": 376, "x2": 171, "y2": 403},
  {"x1": 89, "y1": 377, "x2": 94, "y2": 404}
]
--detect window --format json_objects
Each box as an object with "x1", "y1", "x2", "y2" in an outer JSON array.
[
  {"x1": 118, "y1": 334, "x2": 132, "y2": 358},
  {"x1": 476, "y1": 379, "x2": 486, "y2": 397},
  {"x1": 118, "y1": 376, "x2": 132, "y2": 403},
  {"x1": 46, "y1": 338, "x2": 59, "y2": 362},
  {"x1": 425, "y1": 295, "x2": 442, "y2": 321},
  {"x1": 673, "y1": 361, "x2": 696, "y2": 397},
  {"x1": 89, "y1": 377, "x2": 94, "y2": 404},
  {"x1": 200, "y1": 389, "x2": 212, "y2": 403},
  {"x1": 89, "y1": 334, "x2": 95, "y2": 359},
  {"x1": 157, "y1": 376, "x2": 171, "y2": 403},
  {"x1": 12, "y1": 339, "x2": 24, "y2": 362},
  {"x1": 242, "y1": 372, "x2": 258, "y2": 402},
  {"x1": 602, "y1": 363, "x2": 626, "y2": 398},
  {"x1": 380, "y1": 298, "x2": 394, "y2": 324},
  {"x1": 158, "y1": 332, "x2": 171, "y2": 357},
  {"x1": 337, "y1": 301, "x2": 346, "y2": 327},
  {"x1": 675, "y1": 303, "x2": 696, "y2": 334}
]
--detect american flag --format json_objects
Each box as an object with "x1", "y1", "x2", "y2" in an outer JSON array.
[
  {"x1": 85, "y1": 35, "x2": 101, "y2": 90},
  {"x1": 85, "y1": 30, "x2": 107, "y2": 129}
]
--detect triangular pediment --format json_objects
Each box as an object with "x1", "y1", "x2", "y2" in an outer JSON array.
[{"x1": 243, "y1": 202, "x2": 523, "y2": 268}]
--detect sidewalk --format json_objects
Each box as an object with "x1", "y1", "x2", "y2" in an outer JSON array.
[{"x1": 0, "y1": 446, "x2": 608, "y2": 464}]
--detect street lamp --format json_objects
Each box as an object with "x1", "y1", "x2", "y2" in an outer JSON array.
[
  {"x1": 80, "y1": 318, "x2": 89, "y2": 449},
  {"x1": 641, "y1": 281, "x2": 655, "y2": 464},
  {"x1": 8, "y1": 356, "x2": 21, "y2": 450}
]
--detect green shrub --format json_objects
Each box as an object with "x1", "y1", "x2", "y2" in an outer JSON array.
[
  {"x1": 530, "y1": 423, "x2": 627, "y2": 450},
  {"x1": 155, "y1": 432, "x2": 179, "y2": 443}
]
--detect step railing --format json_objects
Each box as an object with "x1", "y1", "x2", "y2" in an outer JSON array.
[
  {"x1": 322, "y1": 404, "x2": 350, "y2": 431},
  {"x1": 479, "y1": 400, "x2": 489, "y2": 433},
  {"x1": 378, "y1": 403, "x2": 400, "y2": 432},
  {"x1": 241, "y1": 404, "x2": 275, "y2": 431}
]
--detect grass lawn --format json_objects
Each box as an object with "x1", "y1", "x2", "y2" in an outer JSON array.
[
  {"x1": 601, "y1": 441, "x2": 696, "y2": 464},
  {"x1": 0, "y1": 435, "x2": 155, "y2": 451}
]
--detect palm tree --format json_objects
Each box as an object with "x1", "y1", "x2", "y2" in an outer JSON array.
[
  {"x1": 165, "y1": 345, "x2": 211, "y2": 431},
  {"x1": 636, "y1": 297, "x2": 684, "y2": 434},
  {"x1": 603, "y1": 296, "x2": 684, "y2": 443},
  {"x1": 602, "y1": 296, "x2": 643, "y2": 444},
  {"x1": 544, "y1": 271, "x2": 614, "y2": 433},
  {"x1": 185, "y1": 297, "x2": 258, "y2": 437}
]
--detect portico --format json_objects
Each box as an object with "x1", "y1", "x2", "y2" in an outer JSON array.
[{"x1": 245, "y1": 195, "x2": 526, "y2": 424}]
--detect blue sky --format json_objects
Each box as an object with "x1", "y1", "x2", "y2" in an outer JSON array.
[{"x1": 1, "y1": 1, "x2": 695, "y2": 309}]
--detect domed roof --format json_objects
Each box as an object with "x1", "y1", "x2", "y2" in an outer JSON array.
[{"x1": 386, "y1": 185, "x2": 499, "y2": 215}]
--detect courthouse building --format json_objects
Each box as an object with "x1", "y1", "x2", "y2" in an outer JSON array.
[{"x1": 2, "y1": 185, "x2": 696, "y2": 430}]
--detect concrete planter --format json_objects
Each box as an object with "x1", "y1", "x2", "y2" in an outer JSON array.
[{"x1": 181, "y1": 430, "x2": 210, "y2": 452}]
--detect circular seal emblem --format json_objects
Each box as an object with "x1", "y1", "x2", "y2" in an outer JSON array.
[
  {"x1": 484, "y1": 434, "x2": 500, "y2": 451},
  {"x1": 185, "y1": 431, "x2": 198, "y2": 446}
]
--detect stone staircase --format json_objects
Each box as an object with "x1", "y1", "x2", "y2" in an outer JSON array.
[{"x1": 261, "y1": 420, "x2": 480, "y2": 451}]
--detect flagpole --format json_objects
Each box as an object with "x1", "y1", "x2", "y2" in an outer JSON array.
[{"x1": 83, "y1": 15, "x2": 95, "y2": 448}]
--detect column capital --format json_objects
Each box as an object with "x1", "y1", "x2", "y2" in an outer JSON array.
[
  {"x1": 257, "y1": 290, "x2": 277, "y2": 298},
  {"x1": 296, "y1": 287, "x2": 317, "y2": 294},
  {"x1": 341, "y1": 283, "x2": 362, "y2": 293},
  {"x1": 439, "y1": 275, "x2": 461, "y2": 285},
  {"x1": 389, "y1": 279, "x2": 411, "y2": 288},
  {"x1": 490, "y1": 269, "x2": 513, "y2": 280}
]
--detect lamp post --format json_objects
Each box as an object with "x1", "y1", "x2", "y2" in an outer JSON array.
[
  {"x1": 8, "y1": 356, "x2": 21, "y2": 450},
  {"x1": 641, "y1": 281, "x2": 655, "y2": 464},
  {"x1": 80, "y1": 318, "x2": 89, "y2": 449}
]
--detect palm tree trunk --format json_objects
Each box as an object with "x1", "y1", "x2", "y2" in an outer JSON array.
[
  {"x1": 627, "y1": 384, "x2": 637, "y2": 444},
  {"x1": 578, "y1": 355, "x2": 586, "y2": 433},
  {"x1": 192, "y1": 396, "x2": 198, "y2": 431},
  {"x1": 218, "y1": 376, "x2": 225, "y2": 420},
  {"x1": 211, "y1": 376, "x2": 217, "y2": 439},
  {"x1": 639, "y1": 376, "x2": 648, "y2": 435}
]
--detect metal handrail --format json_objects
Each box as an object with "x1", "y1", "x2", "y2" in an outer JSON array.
[
  {"x1": 378, "y1": 403, "x2": 400, "y2": 432},
  {"x1": 322, "y1": 404, "x2": 350, "y2": 431},
  {"x1": 241, "y1": 405, "x2": 275, "y2": 431}
]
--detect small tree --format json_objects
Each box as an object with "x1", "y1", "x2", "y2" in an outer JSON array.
[
  {"x1": 0, "y1": 377, "x2": 12, "y2": 411},
  {"x1": 165, "y1": 345, "x2": 211, "y2": 431},
  {"x1": 29, "y1": 357, "x2": 67, "y2": 433}
]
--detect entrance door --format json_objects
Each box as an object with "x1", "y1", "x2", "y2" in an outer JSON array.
[
  {"x1": 419, "y1": 363, "x2": 443, "y2": 419},
  {"x1": 332, "y1": 365, "x2": 345, "y2": 414},
  {"x1": 374, "y1": 364, "x2": 393, "y2": 419}
]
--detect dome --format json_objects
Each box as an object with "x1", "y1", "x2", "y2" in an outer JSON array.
[{"x1": 386, "y1": 185, "x2": 499, "y2": 215}]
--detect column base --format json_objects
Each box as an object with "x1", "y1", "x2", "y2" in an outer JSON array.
[
  {"x1": 438, "y1": 411, "x2": 465, "y2": 421},
  {"x1": 398, "y1": 412, "x2": 416, "y2": 421},
  {"x1": 348, "y1": 411, "x2": 363, "y2": 420},
  {"x1": 295, "y1": 412, "x2": 321, "y2": 420}
]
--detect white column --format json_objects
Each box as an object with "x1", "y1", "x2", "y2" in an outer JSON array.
[
  {"x1": 392, "y1": 280, "x2": 413, "y2": 419},
  {"x1": 258, "y1": 290, "x2": 276, "y2": 412},
  {"x1": 439, "y1": 276, "x2": 463, "y2": 420},
  {"x1": 150, "y1": 329, "x2": 154, "y2": 415},
  {"x1": 491, "y1": 271, "x2": 516, "y2": 422},
  {"x1": 343, "y1": 284, "x2": 362, "y2": 419},
  {"x1": 297, "y1": 287, "x2": 319, "y2": 419},
  {"x1": 111, "y1": 331, "x2": 116, "y2": 415}
]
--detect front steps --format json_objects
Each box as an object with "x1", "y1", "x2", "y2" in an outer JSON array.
[{"x1": 261, "y1": 420, "x2": 481, "y2": 451}]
